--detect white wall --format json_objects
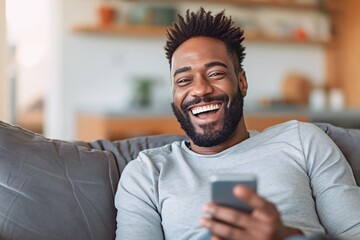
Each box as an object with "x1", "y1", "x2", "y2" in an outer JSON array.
[
  {"x1": 4, "y1": 0, "x2": 55, "y2": 135},
  {"x1": 50, "y1": 0, "x2": 326, "y2": 140},
  {"x1": 0, "y1": 0, "x2": 8, "y2": 121},
  {"x1": 244, "y1": 42, "x2": 324, "y2": 108},
  {"x1": 44, "y1": 0, "x2": 65, "y2": 139},
  {"x1": 6, "y1": 0, "x2": 51, "y2": 113}
]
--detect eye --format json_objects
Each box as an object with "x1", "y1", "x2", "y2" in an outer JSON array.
[
  {"x1": 176, "y1": 78, "x2": 192, "y2": 87},
  {"x1": 208, "y1": 71, "x2": 225, "y2": 79}
]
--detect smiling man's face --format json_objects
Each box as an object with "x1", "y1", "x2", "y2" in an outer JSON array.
[{"x1": 171, "y1": 37, "x2": 247, "y2": 147}]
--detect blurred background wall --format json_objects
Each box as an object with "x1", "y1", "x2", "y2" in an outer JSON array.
[
  {"x1": 3, "y1": 0, "x2": 360, "y2": 141},
  {"x1": 0, "y1": 0, "x2": 8, "y2": 121}
]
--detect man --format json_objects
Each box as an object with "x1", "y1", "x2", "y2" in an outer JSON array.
[{"x1": 115, "y1": 8, "x2": 360, "y2": 240}]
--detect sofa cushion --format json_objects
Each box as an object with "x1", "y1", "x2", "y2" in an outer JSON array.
[
  {"x1": 0, "y1": 121, "x2": 119, "y2": 240},
  {"x1": 314, "y1": 122, "x2": 360, "y2": 185},
  {"x1": 76, "y1": 134, "x2": 187, "y2": 176}
]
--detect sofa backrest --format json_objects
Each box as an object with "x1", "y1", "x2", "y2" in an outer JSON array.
[
  {"x1": 83, "y1": 122, "x2": 360, "y2": 185},
  {"x1": 314, "y1": 122, "x2": 360, "y2": 185}
]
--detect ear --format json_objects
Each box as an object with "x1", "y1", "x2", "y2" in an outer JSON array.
[{"x1": 238, "y1": 71, "x2": 248, "y2": 97}]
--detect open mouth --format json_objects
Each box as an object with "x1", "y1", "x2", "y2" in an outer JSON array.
[{"x1": 190, "y1": 103, "x2": 221, "y2": 118}]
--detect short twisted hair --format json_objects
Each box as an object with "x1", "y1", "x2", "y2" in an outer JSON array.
[{"x1": 165, "y1": 8, "x2": 246, "y2": 72}]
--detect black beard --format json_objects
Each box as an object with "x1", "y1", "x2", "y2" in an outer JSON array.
[{"x1": 171, "y1": 91, "x2": 244, "y2": 147}]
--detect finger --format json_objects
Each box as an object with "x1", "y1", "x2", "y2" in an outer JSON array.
[
  {"x1": 204, "y1": 203, "x2": 277, "y2": 237},
  {"x1": 232, "y1": 184, "x2": 258, "y2": 207},
  {"x1": 203, "y1": 203, "x2": 252, "y2": 228},
  {"x1": 233, "y1": 185, "x2": 282, "y2": 233},
  {"x1": 210, "y1": 235, "x2": 221, "y2": 240},
  {"x1": 233, "y1": 185, "x2": 279, "y2": 219},
  {"x1": 201, "y1": 215, "x2": 281, "y2": 240},
  {"x1": 200, "y1": 217, "x2": 249, "y2": 240}
]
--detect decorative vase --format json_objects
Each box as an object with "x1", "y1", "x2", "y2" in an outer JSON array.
[{"x1": 98, "y1": 3, "x2": 116, "y2": 26}]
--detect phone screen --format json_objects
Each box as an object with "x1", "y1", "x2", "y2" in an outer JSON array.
[{"x1": 211, "y1": 174, "x2": 257, "y2": 214}]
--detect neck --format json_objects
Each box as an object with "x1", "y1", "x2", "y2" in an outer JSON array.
[{"x1": 189, "y1": 117, "x2": 249, "y2": 155}]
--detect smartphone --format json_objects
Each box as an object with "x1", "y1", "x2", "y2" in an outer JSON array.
[{"x1": 210, "y1": 174, "x2": 257, "y2": 214}]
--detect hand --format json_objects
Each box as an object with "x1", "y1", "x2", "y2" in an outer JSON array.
[{"x1": 200, "y1": 185, "x2": 302, "y2": 240}]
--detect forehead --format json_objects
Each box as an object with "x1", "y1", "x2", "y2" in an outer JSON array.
[{"x1": 171, "y1": 37, "x2": 232, "y2": 73}]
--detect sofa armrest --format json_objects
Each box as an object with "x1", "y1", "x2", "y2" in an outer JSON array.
[{"x1": 0, "y1": 121, "x2": 119, "y2": 239}]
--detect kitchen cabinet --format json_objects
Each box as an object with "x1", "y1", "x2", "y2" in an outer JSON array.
[
  {"x1": 76, "y1": 114, "x2": 184, "y2": 141},
  {"x1": 76, "y1": 108, "x2": 360, "y2": 141},
  {"x1": 317, "y1": 0, "x2": 360, "y2": 107},
  {"x1": 75, "y1": 113, "x2": 309, "y2": 141},
  {"x1": 16, "y1": 111, "x2": 44, "y2": 134},
  {"x1": 334, "y1": 0, "x2": 360, "y2": 107}
]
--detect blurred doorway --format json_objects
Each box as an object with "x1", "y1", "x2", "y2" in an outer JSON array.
[
  {"x1": 5, "y1": 0, "x2": 51, "y2": 133},
  {"x1": 0, "y1": 1, "x2": 8, "y2": 121}
]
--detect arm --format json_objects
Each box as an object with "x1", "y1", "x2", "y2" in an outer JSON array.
[
  {"x1": 115, "y1": 155, "x2": 164, "y2": 240},
  {"x1": 199, "y1": 121, "x2": 360, "y2": 240},
  {"x1": 200, "y1": 185, "x2": 303, "y2": 240},
  {"x1": 300, "y1": 123, "x2": 360, "y2": 238}
]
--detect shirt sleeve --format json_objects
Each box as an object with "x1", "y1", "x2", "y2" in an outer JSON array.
[
  {"x1": 115, "y1": 153, "x2": 164, "y2": 240},
  {"x1": 299, "y1": 122, "x2": 360, "y2": 238}
]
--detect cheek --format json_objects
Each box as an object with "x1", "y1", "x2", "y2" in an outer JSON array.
[
  {"x1": 173, "y1": 88, "x2": 185, "y2": 108},
  {"x1": 221, "y1": 83, "x2": 239, "y2": 106},
  {"x1": 216, "y1": 81, "x2": 237, "y2": 95}
]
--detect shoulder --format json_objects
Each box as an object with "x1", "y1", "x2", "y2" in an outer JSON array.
[
  {"x1": 138, "y1": 140, "x2": 185, "y2": 162},
  {"x1": 261, "y1": 120, "x2": 326, "y2": 139},
  {"x1": 252, "y1": 120, "x2": 334, "y2": 151},
  {"x1": 122, "y1": 140, "x2": 184, "y2": 175},
  {"x1": 263, "y1": 120, "x2": 320, "y2": 132},
  {"x1": 269, "y1": 120, "x2": 344, "y2": 162}
]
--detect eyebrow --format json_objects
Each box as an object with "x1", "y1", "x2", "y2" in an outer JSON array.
[
  {"x1": 173, "y1": 66, "x2": 191, "y2": 77},
  {"x1": 173, "y1": 61, "x2": 228, "y2": 78},
  {"x1": 205, "y1": 61, "x2": 228, "y2": 69}
]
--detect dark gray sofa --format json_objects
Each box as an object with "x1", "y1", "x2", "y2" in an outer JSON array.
[{"x1": 0, "y1": 120, "x2": 359, "y2": 240}]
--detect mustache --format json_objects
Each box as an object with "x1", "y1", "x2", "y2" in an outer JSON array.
[{"x1": 181, "y1": 94, "x2": 228, "y2": 111}]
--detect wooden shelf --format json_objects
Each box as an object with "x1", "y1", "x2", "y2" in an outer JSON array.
[
  {"x1": 121, "y1": 0, "x2": 321, "y2": 10},
  {"x1": 73, "y1": 24, "x2": 330, "y2": 45},
  {"x1": 226, "y1": 0, "x2": 317, "y2": 9},
  {"x1": 245, "y1": 33, "x2": 330, "y2": 45},
  {"x1": 73, "y1": 0, "x2": 333, "y2": 43},
  {"x1": 73, "y1": 24, "x2": 167, "y2": 37}
]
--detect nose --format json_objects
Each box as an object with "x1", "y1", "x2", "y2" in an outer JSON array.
[{"x1": 189, "y1": 75, "x2": 214, "y2": 97}]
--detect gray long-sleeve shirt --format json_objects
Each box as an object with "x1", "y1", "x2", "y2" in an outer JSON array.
[{"x1": 115, "y1": 121, "x2": 360, "y2": 239}]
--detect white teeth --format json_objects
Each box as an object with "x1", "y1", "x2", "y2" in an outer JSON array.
[{"x1": 191, "y1": 104, "x2": 221, "y2": 115}]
